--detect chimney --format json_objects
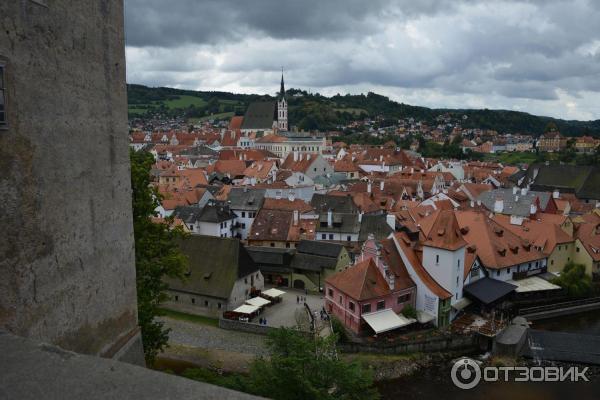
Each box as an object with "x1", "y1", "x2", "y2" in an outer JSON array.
[
  {"x1": 367, "y1": 181, "x2": 372, "y2": 193},
  {"x1": 553, "y1": 189, "x2": 560, "y2": 199},
  {"x1": 293, "y1": 210, "x2": 299, "y2": 226},
  {"x1": 494, "y1": 197, "x2": 504, "y2": 213},
  {"x1": 327, "y1": 209, "x2": 333, "y2": 228},
  {"x1": 380, "y1": 181, "x2": 385, "y2": 191},
  {"x1": 530, "y1": 202, "x2": 537, "y2": 215},
  {"x1": 386, "y1": 214, "x2": 396, "y2": 230}
]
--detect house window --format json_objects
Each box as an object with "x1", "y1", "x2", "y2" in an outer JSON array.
[
  {"x1": 174, "y1": 295, "x2": 179, "y2": 302},
  {"x1": 204, "y1": 300, "x2": 209, "y2": 306},
  {"x1": 329, "y1": 234, "x2": 334, "y2": 240},
  {"x1": 577, "y1": 247, "x2": 580, "y2": 253},
  {"x1": 349, "y1": 302, "x2": 355, "y2": 312},
  {"x1": 339, "y1": 296, "x2": 343, "y2": 304},
  {"x1": 218, "y1": 303, "x2": 222, "y2": 309},
  {"x1": 497, "y1": 270, "x2": 500, "y2": 276},
  {"x1": 241, "y1": 223, "x2": 246, "y2": 229},
  {"x1": 270, "y1": 242, "x2": 275, "y2": 247},
  {"x1": 286, "y1": 243, "x2": 290, "y2": 248},
  {"x1": 362, "y1": 304, "x2": 371, "y2": 313},
  {"x1": 321, "y1": 234, "x2": 326, "y2": 240},
  {"x1": 376, "y1": 300, "x2": 385, "y2": 310},
  {"x1": 241, "y1": 212, "x2": 246, "y2": 218},
  {"x1": 191, "y1": 298, "x2": 195, "y2": 304},
  {"x1": 436, "y1": 255, "x2": 439, "y2": 264},
  {"x1": 328, "y1": 288, "x2": 333, "y2": 298},
  {"x1": 347, "y1": 235, "x2": 351, "y2": 241},
  {"x1": 397, "y1": 294, "x2": 410, "y2": 304}
]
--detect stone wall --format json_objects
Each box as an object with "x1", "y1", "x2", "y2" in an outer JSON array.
[
  {"x1": 219, "y1": 318, "x2": 276, "y2": 335},
  {"x1": 0, "y1": 1, "x2": 142, "y2": 362},
  {"x1": 338, "y1": 334, "x2": 480, "y2": 354}
]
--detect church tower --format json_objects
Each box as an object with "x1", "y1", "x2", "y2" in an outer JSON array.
[{"x1": 277, "y1": 70, "x2": 288, "y2": 131}]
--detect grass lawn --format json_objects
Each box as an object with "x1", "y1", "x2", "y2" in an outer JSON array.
[
  {"x1": 484, "y1": 151, "x2": 540, "y2": 164},
  {"x1": 158, "y1": 308, "x2": 219, "y2": 327},
  {"x1": 162, "y1": 95, "x2": 207, "y2": 109},
  {"x1": 188, "y1": 111, "x2": 235, "y2": 124}
]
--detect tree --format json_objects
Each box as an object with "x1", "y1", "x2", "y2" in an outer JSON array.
[
  {"x1": 130, "y1": 150, "x2": 188, "y2": 364},
  {"x1": 551, "y1": 262, "x2": 593, "y2": 298},
  {"x1": 247, "y1": 328, "x2": 379, "y2": 400}
]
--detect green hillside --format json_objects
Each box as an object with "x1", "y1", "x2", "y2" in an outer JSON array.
[{"x1": 127, "y1": 84, "x2": 600, "y2": 136}]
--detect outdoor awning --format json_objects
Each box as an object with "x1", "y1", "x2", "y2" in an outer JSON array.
[
  {"x1": 246, "y1": 296, "x2": 271, "y2": 307},
  {"x1": 452, "y1": 297, "x2": 472, "y2": 311},
  {"x1": 416, "y1": 310, "x2": 436, "y2": 324},
  {"x1": 463, "y1": 277, "x2": 517, "y2": 305},
  {"x1": 362, "y1": 309, "x2": 416, "y2": 334},
  {"x1": 262, "y1": 288, "x2": 286, "y2": 298},
  {"x1": 506, "y1": 276, "x2": 561, "y2": 293},
  {"x1": 232, "y1": 304, "x2": 260, "y2": 314}
]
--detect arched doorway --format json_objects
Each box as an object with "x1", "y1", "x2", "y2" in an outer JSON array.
[{"x1": 293, "y1": 279, "x2": 305, "y2": 290}]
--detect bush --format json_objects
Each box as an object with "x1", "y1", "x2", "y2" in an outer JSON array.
[
  {"x1": 331, "y1": 317, "x2": 350, "y2": 343},
  {"x1": 402, "y1": 304, "x2": 418, "y2": 320},
  {"x1": 551, "y1": 262, "x2": 593, "y2": 298}
]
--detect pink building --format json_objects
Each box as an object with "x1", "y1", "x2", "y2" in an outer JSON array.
[{"x1": 325, "y1": 236, "x2": 416, "y2": 334}]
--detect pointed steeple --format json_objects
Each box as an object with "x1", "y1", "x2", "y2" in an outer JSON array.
[{"x1": 280, "y1": 68, "x2": 285, "y2": 99}]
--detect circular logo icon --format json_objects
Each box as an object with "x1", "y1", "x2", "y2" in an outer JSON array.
[{"x1": 451, "y1": 357, "x2": 481, "y2": 390}]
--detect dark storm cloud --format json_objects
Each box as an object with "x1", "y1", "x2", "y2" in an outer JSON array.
[{"x1": 125, "y1": 0, "x2": 600, "y2": 119}]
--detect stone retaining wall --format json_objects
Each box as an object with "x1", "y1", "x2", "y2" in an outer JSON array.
[
  {"x1": 338, "y1": 334, "x2": 480, "y2": 354},
  {"x1": 218, "y1": 318, "x2": 275, "y2": 335}
]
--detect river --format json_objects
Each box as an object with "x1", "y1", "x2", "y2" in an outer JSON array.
[{"x1": 377, "y1": 309, "x2": 600, "y2": 400}]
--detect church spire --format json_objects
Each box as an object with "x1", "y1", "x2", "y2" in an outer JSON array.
[{"x1": 280, "y1": 67, "x2": 285, "y2": 99}]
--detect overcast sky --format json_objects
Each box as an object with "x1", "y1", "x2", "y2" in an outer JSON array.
[{"x1": 124, "y1": 0, "x2": 600, "y2": 120}]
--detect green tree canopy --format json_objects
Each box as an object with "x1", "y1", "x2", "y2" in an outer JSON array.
[
  {"x1": 551, "y1": 262, "x2": 593, "y2": 298},
  {"x1": 247, "y1": 328, "x2": 379, "y2": 400},
  {"x1": 130, "y1": 150, "x2": 188, "y2": 364}
]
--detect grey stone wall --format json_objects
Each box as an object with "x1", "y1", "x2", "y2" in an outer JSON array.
[
  {"x1": 1, "y1": 332, "x2": 263, "y2": 400},
  {"x1": 338, "y1": 334, "x2": 479, "y2": 354},
  {"x1": 219, "y1": 318, "x2": 276, "y2": 335},
  {"x1": 0, "y1": 1, "x2": 141, "y2": 360}
]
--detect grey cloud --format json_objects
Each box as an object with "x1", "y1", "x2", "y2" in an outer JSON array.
[{"x1": 124, "y1": 0, "x2": 600, "y2": 118}]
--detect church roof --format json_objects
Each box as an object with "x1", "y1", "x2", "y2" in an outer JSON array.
[{"x1": 241, "y1": 101, "x2": 275, "y2": 130}]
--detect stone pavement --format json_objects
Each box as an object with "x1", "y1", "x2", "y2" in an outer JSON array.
[{"x1": 159, "y1": 317, "x2": 269, "y2": 356}]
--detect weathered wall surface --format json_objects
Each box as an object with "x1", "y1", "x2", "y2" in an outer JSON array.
[{"x1": 0, "y1": 1, "x2": 141, "y2": 360}]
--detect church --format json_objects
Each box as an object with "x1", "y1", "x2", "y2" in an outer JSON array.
[{"x1": 240, "y1": 72, "x2": 288, "y2": 135}]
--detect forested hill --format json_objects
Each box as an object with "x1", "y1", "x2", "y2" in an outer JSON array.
[{"x1": 127, "y1": 84, "x2": 600, "y2": 137}]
